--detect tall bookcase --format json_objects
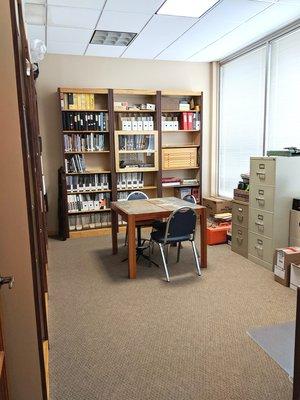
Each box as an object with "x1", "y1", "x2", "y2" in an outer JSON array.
[{"x1": 58, "y1": 88, "x2": 203, "y2": 239}]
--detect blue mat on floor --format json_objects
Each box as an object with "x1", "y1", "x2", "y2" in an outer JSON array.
[{"x1": 247, "y1": 321, "x2": 295, "y2": 378}]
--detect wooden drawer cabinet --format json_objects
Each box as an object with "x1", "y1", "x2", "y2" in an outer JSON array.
[
  {"x1": 232, "y1": 224, "x2": 248, "y2": 258},
  {"x1": 162, "y1": 147, "x2": 198, "y2": 170}
]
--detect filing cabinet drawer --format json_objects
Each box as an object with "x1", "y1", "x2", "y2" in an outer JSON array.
[
  {"x1": 249, "y1": 185, "x2": 275, "y2": 212},
  {"x1": 249, "y1": 209, "x2": 273, "y2": 238},
  {"x1": 232, "y1": 201, "x2": 248, "y2": 228},
  {"x1": 231, "y1": 224, "x2": 248, "y2": 258},
  {"x1": 250, "y1": 158, "x2": 276, "y2": 186},
  {"x1": 248, "y1": 233, "x2": 273, "y2": 263}
]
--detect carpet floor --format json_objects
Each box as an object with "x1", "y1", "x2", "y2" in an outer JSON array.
[{"x1": 48, "y1": 233, "x2": 296, "y2": 400}]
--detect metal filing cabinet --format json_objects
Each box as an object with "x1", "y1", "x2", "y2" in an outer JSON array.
[
  {"x1": 231, "y1": 200, "x2": 249, "y2": 258},
  {"x1": 248, "y1": 156, "x2": 300, "y2": 270}
]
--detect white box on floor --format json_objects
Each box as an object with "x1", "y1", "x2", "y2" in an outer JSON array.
[{"x1": 290, "y1": 263, "x2": 300, "y2": 290}]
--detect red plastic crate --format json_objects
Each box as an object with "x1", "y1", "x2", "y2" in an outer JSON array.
[{"x1": 207, "y1": 223, "x2": 231, "y2": 245}]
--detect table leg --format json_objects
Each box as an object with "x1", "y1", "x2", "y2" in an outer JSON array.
[
  {"x1": 199, "y1": 208, "x2": 207, "y2": 268},
  {"x1": 127, "y1": 215, "x2": 137, "y2": 279},
  {"x1": 111, "y1": 209, "x2": 118, "y2": 255}
]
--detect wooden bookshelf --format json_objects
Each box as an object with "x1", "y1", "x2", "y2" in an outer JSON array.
[{"x1": 58, "y1": 88, "x2": 203, "y2": 239}]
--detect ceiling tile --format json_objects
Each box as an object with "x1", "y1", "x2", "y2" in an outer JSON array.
[
  {"x1": 157, "y1": 0, "x2": 271, "y2": 61},
  {"x1": 27, "y1": 24, "x2": 45, "y2": 42},
  {"x1": 47, "y1": 0, "x2": 105, "y2": 8},
  {"x1": 85, "y1": 43, "x2": 125, "y2": 57},
  {"x1": 47, "y1": 6, "x2": 100, "y2": 29},
  {"x1": 96, "y1": 10, "x2": 151, "y2": 33},
  {"x1": 122, "y1": 15, "x2": 197, "y2": 59},
  {"x1": 47, "y1": 41, "x2": 87, "y2": 55},
  {"x1": 189, "y1": 2, "x2": 300, "y2": 62},
  {"x1": 105, "y1": 0, "x2": 165, "y2": 14},
  {"x1": 25, "y1": 3, "x2": 46, "y2": 25},
  {"x1": 47, "y1": 26, "x2": 93, "y2": 43}
]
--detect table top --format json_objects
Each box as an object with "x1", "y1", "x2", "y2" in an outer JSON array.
[{"x1": 111, "y1": 197, "x2": 205, "y2": 217}]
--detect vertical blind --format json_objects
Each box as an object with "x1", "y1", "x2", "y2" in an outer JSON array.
[
  {"x1": 266, "y1": 29, "x2": 300, "y2": 151},
  {"x1": 218, "y1": 47, "x2": 266, "y2": 198}
]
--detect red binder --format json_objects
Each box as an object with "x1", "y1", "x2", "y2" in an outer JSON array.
[
  {"x1": 187, "y1": 112, "x2": 193, "y2": 130},
  {"x1": 180, "y1": 112, "x2": 188, "y2": 130}
]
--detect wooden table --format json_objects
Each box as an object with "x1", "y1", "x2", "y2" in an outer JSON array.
[{"x1": 111, "y1": 197, "x2": 207, "y2": 279}]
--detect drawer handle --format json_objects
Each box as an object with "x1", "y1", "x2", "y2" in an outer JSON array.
[
  {"x1": 238, "y1": 208, "x2": 243, "y2": 212},
  {"x1": 255, "y1": 245, "x2": 263, "y2": 251},
  {"x1": 255, "y1": 197, "x2": 265, "y2": 204},
  {"x1": 255, "y1": 221, "x2": 264, "y2": 227},
  {"x1": 256, "y1": 171, "x2": 266, "y2": 179}
]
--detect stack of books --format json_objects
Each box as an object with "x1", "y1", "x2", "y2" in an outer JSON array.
[
  {"x1": 68, "y1": 212, "x2": 111, "y2": 231},
  {"x1": 117, "y1": 173, "x2": 144, "y2": 189},
  {"x1": 67, "y1": 193, "x2": 110, "y2": 212},
  {"x1": 60, "y1": 93, "x2": 95, "y2": 110},
  {"x1": 64, "y1": 133, "x2": 107, "y2": 152},
  {"x1": 162, "y1": 177, "x2": 181, "y2": 187},
  {"x1": 62, "y1": 112, "x2": 108, "y2": 131},
  {"x1": 65, "y1": 154, "x2": 86, "y2": 173},
  {"x1": 119, "y1": 135, "x2": 154, "y2": 151},
  {"x1": 66, "y1": 173, "x2": 109, "y2": 192}
]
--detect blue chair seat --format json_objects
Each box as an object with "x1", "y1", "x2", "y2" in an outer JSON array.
[{"x1": 151, "y1": 230, "x2": 191, "y2": 243}]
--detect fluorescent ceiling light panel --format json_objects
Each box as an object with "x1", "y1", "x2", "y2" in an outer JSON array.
[
  {"x1": 157, "y1": 0, "x2": 219, "y2": 17},
  {"x1": 90, "y1": 30, "x2": 136, "y2": 46}
]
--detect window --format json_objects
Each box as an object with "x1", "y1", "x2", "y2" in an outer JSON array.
[
  {"x1": 266, "y1": 29, "x2": 300, "y2": 151},
  {"x1": 217, "y1": 26, "x2": 300, "y2": 198},
  {"x1": 218, "y1": 47, "x2": 266, "y2": 198}
]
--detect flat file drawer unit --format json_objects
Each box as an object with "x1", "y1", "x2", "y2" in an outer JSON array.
[
  {"x1": 162, "y1": 147, "x2": 198, "y2": 170},
  {"x1": 248, "y1": 156, "x2": 300, "y2": 270},
  {"x1": 231, "y1": 200, "x2": 248, "y2": 258}
]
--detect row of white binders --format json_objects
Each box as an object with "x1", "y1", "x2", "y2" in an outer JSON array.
[
  {"x1": 68, "y1": 212, "x2": 111, "y2": 231},
  {"x1": 64, "y1": 134, "x2": 107, "y2": 152},
  {"x1": 117, "y1": 173, "x2": 144, "y2": 189},
  {"x1": 119, "y1": 116, "x2": 154, "y2": 131},
  {"x1": 67, "y1": 193, "x2": 110, "y2": 213},
  {"x1": 66, "y1": 173, "x2": 110, "y2": 192}
]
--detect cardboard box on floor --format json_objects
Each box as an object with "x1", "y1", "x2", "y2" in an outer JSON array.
[
  {"x1": 274, "y1": 247, "x2": 300, "y2": 287},
  {"x1": 203, "y1": 197, "x2": 232, "y2": 217}
]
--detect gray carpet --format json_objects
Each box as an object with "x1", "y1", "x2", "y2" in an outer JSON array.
[
  {"x1": 48, "y1": 234, "x2": 297, "y2": 400},
  {"x1": 247, "y1": 321, "x2": 295, "y2": 378}
]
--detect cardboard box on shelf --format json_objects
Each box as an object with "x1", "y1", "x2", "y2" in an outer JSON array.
[
  {"x1": 233, "y1": 189, "x2": 249, "y2": 203},
  {"x1": 203, "y1": 197, "x2": 232, "y2": 217},
  {"x1": 274, "y1": 247, "x2": 300, "y2": 287},
  {"x1": 290, "y1": 263, "x2": 300, "y2": 290}
]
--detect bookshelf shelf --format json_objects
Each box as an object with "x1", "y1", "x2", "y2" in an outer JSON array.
[
  {"x1": 68, "y1": 209, "x2": 111, "y2": 215},
  {"x1": 117, "y1": 185, "x2": 157, "y2": 192},
  {"x1": 162, "y1": 110, "x2": 199, "y2": 113},
  {"x1": 62, "y1": 130, "x2": 109, "y2": 133},
  {"x1": 114, "y1": 110, "x2": 156, "y2": 113},
  {"x1": 62, "y1": 109, "x2": 108, "y2": 112},
  {"x1": 58, "y1": 87, "x2": 203, "y2": 239},
  {"x1": 66, "y1": 171, "x2": 111, "y2": 175},
  {"x1": 67, "y1": 190, "x2": 111, "y2": 194}
]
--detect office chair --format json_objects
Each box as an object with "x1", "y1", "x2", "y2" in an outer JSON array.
[
  {"x1": 123, "y1": 191, "x2": 159, "y2": 267},
  {"x1": 152, "y1": 193, "x2": 197, "y2": 233},
  {"x1": 150, "y1": 206, "x2": 201, "y2": 282}
]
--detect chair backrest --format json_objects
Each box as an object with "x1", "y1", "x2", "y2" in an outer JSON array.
[
  {"x1": 126, "y1": 191, "x2": 149, "y2": 201},
  {"x1": 164, "y1": 206, "x2": 197, "y2": 243},
  {"x1": 183, "y1": 194, "x2": 197, "y2": 204}
]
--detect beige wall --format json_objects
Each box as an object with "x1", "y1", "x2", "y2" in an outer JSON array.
[
  {"x1": 0, "y1": 0, "x2": 43, "y2": 399},
  {"x1": 36, "y1": 54, "x2": 212, "y2": 234}
]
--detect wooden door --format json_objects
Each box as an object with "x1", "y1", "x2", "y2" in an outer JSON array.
[{"x1": 0, "y1": 297, "x2": 10, "y2": 400}]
